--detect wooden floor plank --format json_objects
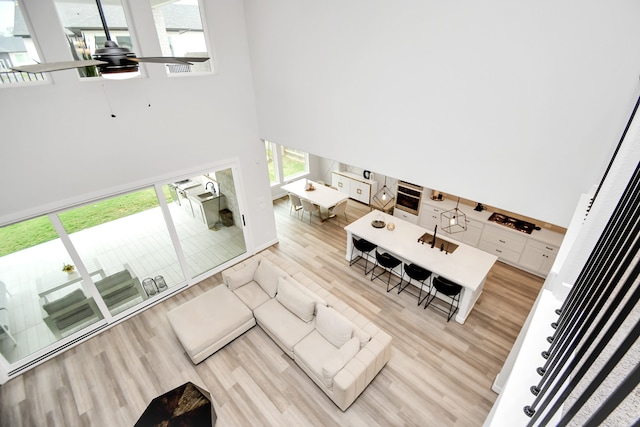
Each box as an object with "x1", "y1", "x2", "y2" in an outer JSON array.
[{"x1": 0, "y1": 198, "x2": 544, "y2": 426}]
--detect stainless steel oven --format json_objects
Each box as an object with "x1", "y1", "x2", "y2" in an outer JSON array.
[{"x1": 395, "y1": 181, "x2": 423, "y2": 216}]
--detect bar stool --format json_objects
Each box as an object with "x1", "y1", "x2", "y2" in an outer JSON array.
[
  {"x1": 371, "y1": 250, "x2": 402, "y2": 290},
  {"x1": 424, "y1": 276, "x2": 462, "y2": 322},
  {"x1": 394, "y1": 263, "x2": 432, "y2": 305},
  {"x1": 350, "y1": 237, "x2": 377, "y2": 275}
]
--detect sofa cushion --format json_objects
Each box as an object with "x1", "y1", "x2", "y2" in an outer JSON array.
[
  {"x1": 42, "y1": 289, "x2": 86, "y2": 315},
  {"x1": 322, "y1": 337, "x2": 360, "y2": 388},
  {"x1": 254, "y1": 298, "x2": 315, "y2": 354},
  {"x1": 276, "y1": 277, "x2": 316, "y2": 322},
  {"x1": 232, "y1": 281, "x2": 271, "y2": 310},
  {"x1": 316, "y1": 305, "x2": 353, "y2": 349},
  {"x1": 253, "y1": 259, "x2": 287, "y2": 297},
  {"x1": 95, "y1": 270, "x2": 132, "y2": 292},
  {"x1": 167, "y1": 285, "x2": 254, "y2": 362},
  {"x1": 224, "y1": 260, "x2": 259, "y2": 290},
  {"x1": 294, "y1": 330, "x2": 341, "y2": 387}
]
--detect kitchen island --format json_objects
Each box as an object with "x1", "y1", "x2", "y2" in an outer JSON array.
[{"x1": 345, "y1": 211, "x2": 498, "y2": 324}]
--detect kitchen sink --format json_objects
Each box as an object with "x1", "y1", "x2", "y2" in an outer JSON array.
[
  {"x1": 417, "y1": 232, "x2": 459, "y2": 254},
  {"x1": 197, "y1": 192, "x2": 215, "y2": 200}
]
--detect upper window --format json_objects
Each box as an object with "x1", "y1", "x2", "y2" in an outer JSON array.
[
  {"x1": 150, "y1": 0, "x2": 211, "y2": 75},
  {"x1": 0, "y1": 0, "x2": 45, "y2": 85},
  {"x1": 54, "y1": 0, "x2": 133, "y2": 78}
]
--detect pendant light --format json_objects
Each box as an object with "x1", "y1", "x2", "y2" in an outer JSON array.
[
  {"x1": 441, "y1": 197, "x2": 467, "y2": 234},
  {"x1": 373, "y1": 176, "x2": 395, "y2": 211}
]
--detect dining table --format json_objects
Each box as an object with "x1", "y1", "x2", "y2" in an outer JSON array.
[{"x1": 282, "y1": 178, "x2": 349, "y2": 221}]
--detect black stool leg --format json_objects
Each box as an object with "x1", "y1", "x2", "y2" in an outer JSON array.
[
  {"x1": 417, "y1": 276, "x2": 432, "y2": 306},
  {"x1": 388, "y1": 270, "x2": 403, "y2": 293}
]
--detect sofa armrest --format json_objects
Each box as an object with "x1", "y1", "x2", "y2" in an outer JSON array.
[{"x1": 331, "y1": 329, "x2": 392, "y2": 411}]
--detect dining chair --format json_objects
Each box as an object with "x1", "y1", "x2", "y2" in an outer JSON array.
[
  {"x1": 329, "y1": 199, "x2": 348, "y2": 226},
  {"x1": 288, "y1": 193, "x2": 303, "y2": 218},
  {"x1": 300, "y1": 199, "x2": 319, "y2": 224}
]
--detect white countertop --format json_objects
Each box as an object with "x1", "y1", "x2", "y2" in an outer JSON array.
[
  {"x1": 346, "y1": 211, "x2": 498, "y2": 291},
  {"x1": 422, "y1": 198, "x2": 565, "y2": 247}
]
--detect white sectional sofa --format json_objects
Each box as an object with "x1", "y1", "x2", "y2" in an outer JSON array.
[{"x1": 220, "y1": 251, "x2": 392, "y2": 411}]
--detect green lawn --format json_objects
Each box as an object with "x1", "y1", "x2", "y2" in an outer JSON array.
[
  {"x1": 268, "y1": 154, "x2": 307, "y2": 183},
  {"x1": 0, "y1": 187, "x2": 170, "y2": 257}
]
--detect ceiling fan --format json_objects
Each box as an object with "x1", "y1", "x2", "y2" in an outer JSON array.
[{"x1": 11, "y1": 0, "x2": 210, "y2": 79}]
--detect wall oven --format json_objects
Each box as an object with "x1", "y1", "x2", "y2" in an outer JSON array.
[{"x1": 395, "y1": 181, "x2": 423, "y2": 216}]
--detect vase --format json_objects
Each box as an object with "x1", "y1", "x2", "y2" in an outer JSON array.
[{"x1": 143, "y1": 278, "x2": 158, "y2": 296}]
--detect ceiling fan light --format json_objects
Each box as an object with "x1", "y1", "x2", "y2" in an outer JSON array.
[{"x1": 100, "y1": 69, "x2": 140, "y2": 80}]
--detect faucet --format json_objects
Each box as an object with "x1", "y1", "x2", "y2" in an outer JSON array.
[{"x1": 205, "y1": 181, "x2": 217, "y2": 195}]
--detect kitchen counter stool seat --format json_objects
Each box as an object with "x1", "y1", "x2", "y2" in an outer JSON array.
[
  {"x1": 424, "y1": 276, "x2": 462, "y2": 322},
  {"x1": 371, "y1": 250, "x2": 402, "y2": 290},
  {"x1": 350, "y1": 237, "x2": 377, "y2": 275},
  {"x1": 394, "y1": 263, "x2": 432, "y2": 305}
]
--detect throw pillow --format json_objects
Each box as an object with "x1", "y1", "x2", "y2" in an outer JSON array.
[
  {"x1": 284, "y1": 276, "x2": 327, "y2": 310},
  {"x1": 316, "y1": 305, "x2": 354, "y2": 349},
  {"x1": 322, "y1": 337, "x2": 359, "y2": 388},
  {"x1": 253, "y1": 258, "x2": 287, "y2": 297},
  {"x1": 224, "y1": 260, "x2": 259, "y2": 290},
  {"x1": 352, "y1": 325, "x2": 371, "y2": 349},
  {"x1": 276, "y1": 277, "x2": 316, "y2": 323}
]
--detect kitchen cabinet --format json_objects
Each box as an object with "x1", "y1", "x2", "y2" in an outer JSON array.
[
  {"x1": 419, "y1": 202, "x2": 445, "y2": 231},
  {"x1": 332, "y1": 173, "x2": 350, "y2": 194},
  {"x1": 478, "y1": 225, "x2": 527, "y2": 264},
  {"x1": 393, "y1": 209, "x2": 419, "y2": 224},
  {"x1": 420, "y1": 200, "x2": 485, "y2": 245},
  {"x1": 519, "y1": 239, "x2": 558, "y2": 276},
  {"x1": 331, "y1": 171, "x2": 378, "y2": 205},
  {"x1": 413, "y1": 196, "x2": 564, "y2": 277},
  {"x1": 455, "y1": 217, "x2": 484, "y2": 247}
]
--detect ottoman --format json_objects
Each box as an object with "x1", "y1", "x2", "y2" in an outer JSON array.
[{"x1": 167, "y1": 285, "x2": 255, "y2": 364}]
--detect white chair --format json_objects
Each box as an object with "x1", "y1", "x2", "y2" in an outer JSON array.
[
  {"x1": 0, "y1": 281, "x2": 16, "y2": 345},
  {"x1": 329, "y1": 199, "x2": 348, "y2": 226},
  {"x1": 301, "y1": 199, "x2": 319, "y2": 224},
  {"x1": 288, "y1": 193, "x2": 303, "y2": 218}
]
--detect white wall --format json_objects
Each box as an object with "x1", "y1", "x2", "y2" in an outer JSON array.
[
  {"x1": 243, "y1": 0, "x2": 640, "y2": 227},
  {"x1": 0, "y1": 0, "x2": 277, "y2": 250}
]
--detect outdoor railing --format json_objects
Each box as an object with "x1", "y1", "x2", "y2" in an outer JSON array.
[{"x1": 0, "y1": 71, "x2": 46, "y2": 84}]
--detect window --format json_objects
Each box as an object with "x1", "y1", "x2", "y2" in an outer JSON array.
[
  {"x1": 281, "y1": 146, "x2": 309, "y2": 181},
  {"x1": 54, "y1": 0, "x2": 133, "y2": 78},
  {"x1": 0, "y1": 0, "x2": 45, "y2": 85},
  {"x1": 150, "y1": 0, "x2": 212, "y2": 75},
  {"x1": 264, "y1": 140, "x2": 309, "y2": 185},
  {"x1": 265, "y1": 140, "x2": 277, "y2": 184}
]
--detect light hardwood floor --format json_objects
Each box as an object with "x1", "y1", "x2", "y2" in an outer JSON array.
[{"x1": 0, "y1": 198, "x2": 544, "y2": 426}]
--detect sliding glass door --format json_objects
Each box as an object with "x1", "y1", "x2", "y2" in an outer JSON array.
[
  {"x1": 0, "y1": 164, "x2": 247, "y2": 371},
  {"x1": 0, "y1": 216, "x2": 105, "y2": 363},
  {"x1": 59, "y1": 187, "x2": 183, "y2": 316}
]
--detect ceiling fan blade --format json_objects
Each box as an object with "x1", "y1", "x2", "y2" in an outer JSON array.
[
  {"x1": 136, "y1": 56, "x2": 210, "y2": 64},
  {"x1": 11, "y1": 60, "x2": 107, "y2": 74}
]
